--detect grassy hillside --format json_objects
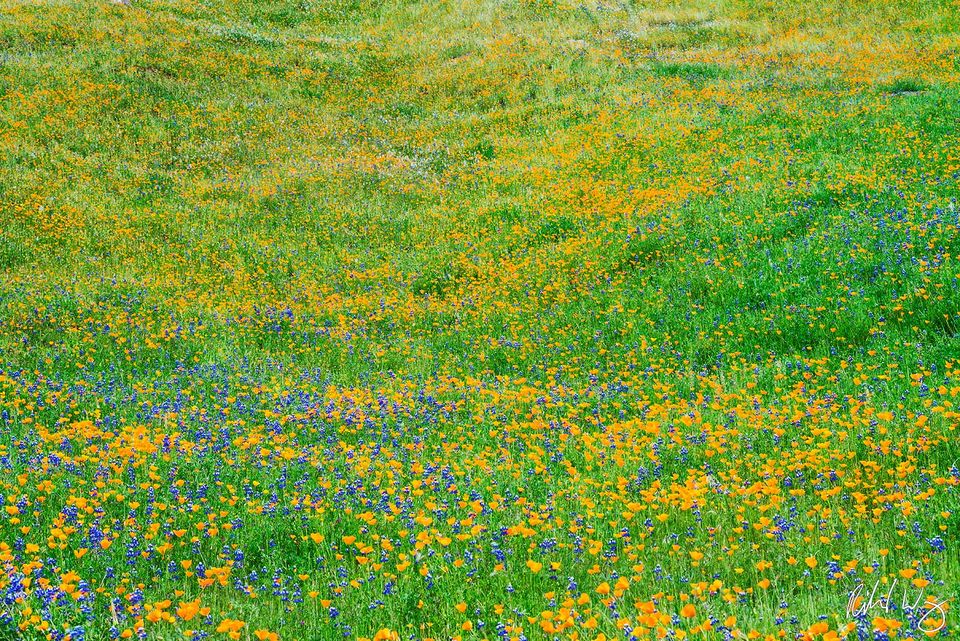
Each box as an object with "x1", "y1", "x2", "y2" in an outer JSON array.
[{"x1": 0, "y1": 0, "x2": 958, "y2": 639}]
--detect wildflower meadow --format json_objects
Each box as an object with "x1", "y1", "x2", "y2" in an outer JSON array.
[{"x1": 0, "y1": 0, "x2": 958, "y2": 639}]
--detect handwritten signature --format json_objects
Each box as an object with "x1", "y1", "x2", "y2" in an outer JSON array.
[{"x1": 846, "y1": 579, "x2": 948, "y2": 632}]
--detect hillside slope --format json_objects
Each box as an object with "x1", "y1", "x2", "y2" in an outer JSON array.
[{"x1": 0, "y1": 0, "x2": 958, "y2": 639}]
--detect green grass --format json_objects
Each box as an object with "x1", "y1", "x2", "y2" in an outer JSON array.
[{"x1": 0, "y1": 0, "x2": 958, "y2": 639}]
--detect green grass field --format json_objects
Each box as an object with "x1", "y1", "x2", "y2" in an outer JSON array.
[{"x1": 0, "y1": 0, "x2": 959, "y2": 639}]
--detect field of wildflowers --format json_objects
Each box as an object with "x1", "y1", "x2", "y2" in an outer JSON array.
[{"x1": 0, "y1": 0, "x2": 959, "y2": 639}]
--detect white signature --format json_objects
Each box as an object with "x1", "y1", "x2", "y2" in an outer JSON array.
[{"x1": 846, "y1": 579, "x2": 948, "y2": 632}]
